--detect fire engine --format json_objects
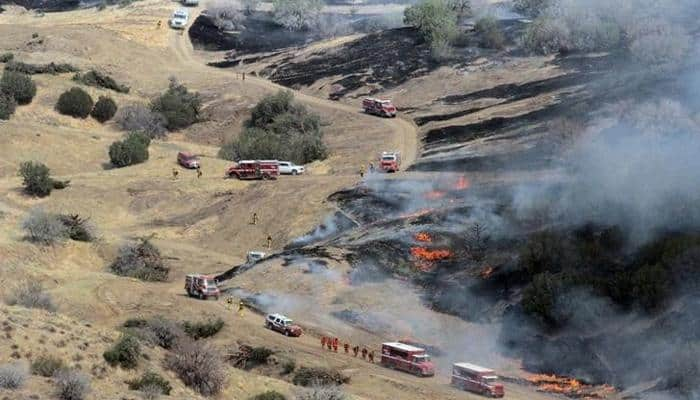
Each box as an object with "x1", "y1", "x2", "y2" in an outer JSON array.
[
  {"x1": 362, "y1": 98, "x2": 397, "y2": 118},
  {"x1": 185, "y1": 274, "x2": 220, "y2": 300},
  {"x1": 380, "y1": 342, "x2": 435, "y2": 377},
  {"x1": 451, "y1": 363, "x2": 505, "y2": 398},
  {"x1": 226, "y1": 160, "x2": 279, "y2": 180},
  {"x1": 379, "y1": 151, "x2": 401, "y2": 173}
]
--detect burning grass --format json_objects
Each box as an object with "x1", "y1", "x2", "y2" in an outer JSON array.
[
  {"x1": 414, "y1": 232, "x2": 432, "y2": 243},
  {"x1": 527, "y1": 374, "x2": 616, "y2": 399},
  {"x1": 410, "y1": 247, "x2": 453, "y2": 272}
]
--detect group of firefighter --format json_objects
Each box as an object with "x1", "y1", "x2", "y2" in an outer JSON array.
[{"x1": 320, "y1": 336, "x2": 376, "y2": 363}]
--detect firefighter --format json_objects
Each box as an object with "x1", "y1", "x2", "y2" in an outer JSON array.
[
  {"x1": 242, "y1": 72, "x2": 246, "y2": 81},
  {"x1": 369, "y1": 162, "x2": 375, "y2": 173},
  {"x1": 266, "y1": 235, "x2": 272, "y2": 249},
  {"x1": 368, "y1": 350, "x2": 375, "y2": 363},
  {"x1": 327, "y1": 340, "x2": 332, "y2": 351},
  {"x1": 352, "y1": 345, "x2": 359, "y2": 357},
  {"x1": 321, "y1": 336, "x2": 327, "y2": 349},
  {"x1": 196, "y1": 165, "x2": 202, "y2": 178},
  {"x1": 344, "y1": 343, "x2": 349, "y2": 354},
  {"x1": 156, "y1": 20, "x2": 162, "y2": 29},
  {"x1": 252, "y1": 212, "x2": 258, "y2": 225},
  {"x1": 172, "y1": 168, "x2": 179, "y2": 179},
  {"x1": 238, "y1": 300, "x2": 245, "y2": 317},
  {"x1": 359, "y1": 165, "x2": 365, "y2": 178},
  {"x1": 361, "y1": 347, "x2": 368, "y2": 360},
  {"x1": 332, "y1": 338, "x2": 339, "y2": 353}
]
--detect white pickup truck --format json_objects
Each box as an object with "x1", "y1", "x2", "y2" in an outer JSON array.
[
  {"x1": 169, "y1": 8, "x2": 189, "y2": 29},
  {"x1": 278, "y1": 161, "x2": 305, "y2": 175}
]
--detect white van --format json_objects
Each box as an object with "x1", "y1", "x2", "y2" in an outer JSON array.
[{"x1": 169, "y1": 8, "x2": 189, "y2": 29}]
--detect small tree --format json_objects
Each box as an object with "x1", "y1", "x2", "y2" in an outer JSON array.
[
  {"x1": 21, "y1": 208, "x2": 68, "y2": 245},
  {"x1": 0, "y1": 70, "x2": 37, "y2": 105},
  {"x1": 475, "y1": 16, "x2": 505, "y2": 49},
  {"x1": 109, "y1": 132, "x2": 151, "y2": 168},
  {"x1": 114, "y1": 104, "x2": 167, "y2": 138},
  {"x1": 465, "y1": 222, "x2": 489, "y2": 262},
  {"x1": 91, "y1": 96, "x2": 118, "y2": 123},
  {"x1": 0, "y1": 362, "x2": 28, "y2": 389},
  {"x1": 404, "y1": 0, "x2": 458, "y2": 57},
  {"x1": 250, "y1": 391, "x2": 287, "y2": 400},
  {"x1": 0, "y1": 93, "x2": 16, "y2": 120},
  {"x1": 127, "y1": 371, "x2": 172, "y2": 395},
  {"x1": 5, "y1": 281, "x2": 57, "y2": 311},
  {"x1": 166, "y1": 341, "x2": 225, "y2": 396},
  {"x1": 110, "y1": 238, "x2": 169, "y2": 281},
  {"x1": 272, "y1": 0, "x2": 323, "y2": 31},
  {"x1": 56, "y1": 87, "x2": 94, "y2": 118},
  {"x1": 150, "y1": 78, "x2": 201, "y2": 131},
  {"x1": 103, "y1": 334, "x2": 141, "y2": 369},
  {"x1": 18, "y1": 161, "x2": 54, "y2": 197},
  {"x1": 31, "y1": 355, "x2": 65, "y2": 377}
]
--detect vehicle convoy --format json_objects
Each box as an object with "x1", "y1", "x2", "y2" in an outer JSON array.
[
  {"x1": 185, "y1": 274, "x2": 220, "y2": 300},
  {"x1": 451, "y1": 363, "x2": 505, "y2": 398},
  {"x1": 363, "y1": 98, "x2": 397, "y2": 117},
  {"x1": 169, "y1": 8, "x2": 189, "y2": 29},
  {"x1": 278, "y1": 161, "x2": 305, "y2": 175},
  {"x1": 226, "y1": 160, "x2": 279, "y2": 180},
  {"x1": 379, "y1": 151, "x2": 401, "y2": 173},
  {"x1": 177, "y1": 151, "x2": 200, "y2": 169},
  {"x1": 380, "y1": 342, "x2": 435, "y2": 377},
  {"x1": 265, "y1": 313, "x2": 303, "y2": 337}
]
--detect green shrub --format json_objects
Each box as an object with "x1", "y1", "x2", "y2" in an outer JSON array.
[
  {"x1": 58, "y1": 214, "x2": 96, "y2": 242},
  {"x1": 109, "y1": 238, "x2": 169, "y2": 281},
  {"x1": 91, "y1": 96, "x2": 117, "y2": 122},
  {"x1": 404, "y1": 0, "x2": 458, "y2": 51},
  {"x1": 31, "y1": 355, "x2": 65, "y2": 377},
  {"x1": 56, "y1": 87, "x2": 93, "y2": 118},
  {"x1": 0, "y1": 70, "x2": 36, "y2": 105},
  {"x1": 127, "y1": 371, "x2": 172, "y2": 395},
  {"x1": 103, "y1": 334, "x2": 141, "y2": 369},
  {"x1": 521, "y1": 272, "x2": 559, "y2": 326},
  {"x1": 123, "y1": 318, "x2": 148, "y2": 328},
  {"x1": 0, "y1": 93, "x2": 16, "y2": 120},
  {"x1": 272, "y1": 0, "x2": 323, "y2": 31},
  {"x1": 292, "y1": 367, "x2": 350, "y2": 387},
  {"x1": 18, "y1": 161, "x2": 53, "y2": 197},
  {"x1": 0, "y1": 52, "x2": 13, "y2": 63},
  {"x1": 219, "y1": 90, "x2": 328, "y2": 165},
  {"x1": 249, "y1": 391, "x2": 287, "y2": 400},
  {"x1": 108, "y1": 131, "x2": 150, "y2": 168},
  {"x1": 182, "y1": 318, "x2": 225, "y2": 340},
  {"x1": 150, "y1": 78, "x2": 201, "y2": 131},
  {"x1": 72, "y1": 70, "x2": 130, "y2": 93},
  {"x1": 248, "y1": 346, "x2": 274, "y2": 365},
  {"x1": 5, "y1": 60, "x2": 79, "y2": 75},
  {"x1": 281, "y1": 358, "x2": 296, "y2": 375},
  {"x1": 475, "y1": 16, "x2": 505, "y2": 49}
]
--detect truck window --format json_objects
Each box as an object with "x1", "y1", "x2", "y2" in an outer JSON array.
[
  {"x1": 382, "y1": 156, "x2": 395, "y2": 161},
  {"x1": 413, "y1": 354, "x2": 430, "y2": 363},
  {"x1": 205, "y1": 279, "x2": 216, "y2": 287}
]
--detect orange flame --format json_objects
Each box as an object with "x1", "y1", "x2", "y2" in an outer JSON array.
[
  {"x1": 424, "y1": 190, "x2": 446, "y2": 200},
  {"x1": 526, "y1": 374, "x2": 615, "y2": 399},
  {"x1": 410, "y1": 247, "x2": 453, "y2": 261},
  {"x1": 480, "y1": 266, "x2": 494, "y2": 278},
  {"x1": 414, "y1": 232, "x2": 432, "y2": 243},
  {"x1": 453, "y1": 175, "x2": 470, "y2": 190}
]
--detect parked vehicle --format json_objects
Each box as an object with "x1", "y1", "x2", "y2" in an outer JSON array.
[
  {"x1": 362, "y1": 98, "x2": 397, "y2": 117},
  {"x1": 169, "y1": 8, "x2": 189, "y2": 29},
  {"x1": 182, "y1": 0, "x2": 198, "y2": 6},
  {"x1": 185, "y1": 274, "x2": 220, "y2": 300},
  {"x1": 278, "y1": 161, "x2": 305, "y2": 175},
  {"x1": 451, "y1": 363, "x2": 504, "y2": 398},
  {"x1": 379, "y1": 151, "x2": 401, "y2": 173},
  {"x1": 246, "y1": 251, "x2": 266, "y2": 264},
  {"x1": 177, "y1": 151, "x2": 200, "y2": 169},
  {"x1": 265, "y1": 313, "x2": 303, "y2": 337},
  {"x1": 380, "y1": 342, "x2": 435, "y2": 377},
  {"x1": 226, "y1": 160, "x2": 279, "y2": 180}
]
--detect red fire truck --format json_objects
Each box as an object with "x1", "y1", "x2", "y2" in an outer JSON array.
[
  {"x1": 226, "y1": 160, "x2": 279, "y2": 180},
  {"x1": 451, "y1": 363, "x2": 505, "y2": 398},
  {"x1": 362, "y1": 98, "x2": 397, "y2": 118},
  {"x1": 379, "y1": 151, "x2": 401, "y2": 173},
  {"x1": 380, "y1": 342, "x2": 435, "y2": 377}
]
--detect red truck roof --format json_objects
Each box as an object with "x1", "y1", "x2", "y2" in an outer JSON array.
[
  {"x1": 383, "y1": 342, "x2": 425, "y2": 353},
  {"x1": 453, "y1": 363, "x2": 496, "y2": 374}
]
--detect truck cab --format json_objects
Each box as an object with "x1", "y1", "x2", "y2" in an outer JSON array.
[
  {"x1": 169, "y1": 8, "x2": 189, "y2": 29},
  {"x1": 380, "y1": 342, "x2": 435, "y2": 377},
  {"x1": 451, "y1": 363, "x2": 505, "y2": 398},
  {"x1": 246, "y1": 251, "x2": 266, "y2": 264},
  {"x1": 185, "y1": 274, "x2": 220, "y2": 300},
  {"x1": 177, "y1": 151, "x2": 200, "y2": 169},
  {"x1": 278, "y1": 161, "x2": 305, "y2": 175},
  {"x1": 363, "y1": 98, "x2": 397, "y2": 118},
  {"x1": 265, "y1": 313, "x2": 303, "y2": 337},
  {"x1": 226, "y1": 160, "x2": 279, "y2": 180},
  {"x1": 379, "y1": 151, "x2": 401, "y2": 173}
]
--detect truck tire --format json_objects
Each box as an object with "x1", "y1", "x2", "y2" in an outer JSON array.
[
  {"x1": 266, "y1": 322, "x2": 272, "y2": 329},
  {"x1": 262, "y1": 173, "x2": 270, "y2": 180},
  {"x1": 284, "y1": 330, "x2": 290, "y2": 336},
  {"x1": 198, "y1": 292, "x2": 205, "y2": 300},
  {"x1": 292, "y1": 170, "x2": 298, "y2": 175}
]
